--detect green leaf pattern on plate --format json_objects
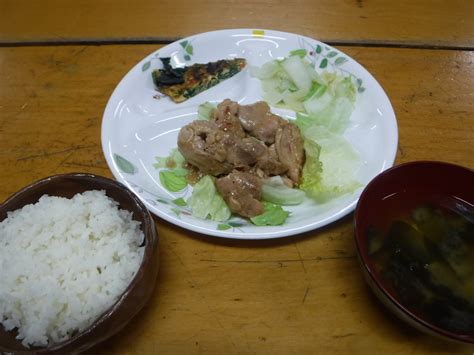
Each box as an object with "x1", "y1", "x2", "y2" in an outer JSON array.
[
  {"x1": 141, "y1": 61, "x2": 151, "y2": 72},
  {"x1": 334, "y1": 57, "x2": 348, "y2": 66},
  {"x1": 180, "y1": 40, "x2": 194, "y2": 61},
  {"x1": 141, "y1": 41, "x2": 194, "y2": 73},
  {"x1": 113, "y1": 154, "x2": 137, "y2": 174},
  {"x1": 295, "y1": 36, "x2": 366, "y2": 93},
  {"x1": 126, "y1": 180, "x2": 193, "y2": 219}
]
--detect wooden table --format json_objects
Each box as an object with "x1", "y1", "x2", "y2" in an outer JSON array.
[{"x1": 1, "y1": 1, "x2": 473, "y2": 353}]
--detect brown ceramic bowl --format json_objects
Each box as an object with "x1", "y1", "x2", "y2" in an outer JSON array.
[
  {"x1": 0, "y1": 173, "x2": 159, "y2": 354},
  {"x1": 354, "y1": 161, "x2": 474, "y2": 343}
]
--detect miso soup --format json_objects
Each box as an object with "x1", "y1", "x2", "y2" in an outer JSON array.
[{"x1": 367, "y1": 198, "x2": 474, "y2": 334}]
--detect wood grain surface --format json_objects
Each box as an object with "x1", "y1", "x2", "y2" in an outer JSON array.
[
  {"x1": 0, "y1": 0, "x2": 473, "y2": 48},
  {"x1": 1, "y1": 44, "x2": 473, "y2": 353}
]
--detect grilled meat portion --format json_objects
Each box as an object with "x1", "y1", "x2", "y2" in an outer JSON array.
[
  {"x1": 256, "y1": 143, "x2": 288, "y2": 177},
  {"x1": 177, "y1": 99, "x2": 306, "y2": 218},
  {"x1": 177, "y1": 120, "x2": 234, "y2": 176},
  {"x1": 275, "y1": 123, "x2": 306, "y2": 185},
  {"x1": 216, "y1": 171, "x2": 264, "y2": 218},
  {"x1": 237, "y1": 101, "x2": 287, "y2": 144},
  {"x1": 227, "y1": 137, "x2": 268, "y2": 168},
  {"x1": 213, "y1": 99, "x2": 246, "y2": 138}
]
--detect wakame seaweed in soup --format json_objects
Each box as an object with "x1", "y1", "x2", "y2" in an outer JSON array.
[{"x1": 367, "y1": 201, "x2": 474, "y2": 334}]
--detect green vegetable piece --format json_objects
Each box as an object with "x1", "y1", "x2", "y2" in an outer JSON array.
[
  {"x1": 304, "y1": 81, "x2": 326, "y2": 101},
  {"x1": 299, "y1": 125, "x2": 361, "y2": 202},
  {"x1": 250, "y1": 202, "x2": 290, "y2": 226},
  {"x1": 173, "y1": 197, "x2": 187, "y2": 207},
  {"x1": 188, "y1": 175, "x2": 231, "y2": 222},
  {"x1": 261, "y1": 176, "x2": 305, "y2": 205},
  {"x1": 153, "y1": 156, "x2": 168, "y2": 169},
  {"x1": 281, "y1": 55, "x2": 312, "y2": 93},
  {"x1": 298, "y1": 74, "x2": 356, "y2": 134},
  {"x1": 159, "y1": 170, "x2": 188, "y2": 192},
  {"x1": 217, "y1": 224, "x2": 232, "y2": 231},
  {"x1": 154, "y1": 149, "x2": 186, "y2": 169},
  {"x1": 172, "y1": 167, "x2": 188, "y2": 177},
  {"x1": 209, "y1": 193, "x2": 231, "y2": 222},
  {"x1": 198, "y1": 102, "x2": 216, "y2": 120}
]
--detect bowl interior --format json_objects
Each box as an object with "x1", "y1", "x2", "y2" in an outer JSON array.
[
  {"x1": 354, "y1": 161, "x2": 474, "y2": 342},
  {"x1": 0, "y1": 173, "x2": 159, "y2": 353}
]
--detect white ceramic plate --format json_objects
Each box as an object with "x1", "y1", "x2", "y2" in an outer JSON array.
[{"x1": 101, "y1": 29, "x2": 398, "y2": 239}]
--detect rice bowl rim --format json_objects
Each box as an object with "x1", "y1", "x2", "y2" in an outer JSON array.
[{"x1": 0, "y1": 173, "x2": 159, "y2": 354}]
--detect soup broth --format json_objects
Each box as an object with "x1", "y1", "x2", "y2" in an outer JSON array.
[{"x1": 367, "y1": 197, "x2": 474, "y2": 334}]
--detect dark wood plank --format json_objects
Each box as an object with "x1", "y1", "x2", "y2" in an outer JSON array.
[{"x1": 1, "y1": 0, "x2": 473, "y2": 48}]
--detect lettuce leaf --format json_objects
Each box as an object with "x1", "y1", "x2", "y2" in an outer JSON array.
[
  {"x1": 253, "y1": 55, "x2": 361, "y2": 204},
  {"x1": 300, "y1": 126, "x2": 362, "y2": 202},
  {"x1": 159, "y1": 169, "x2": 188, "y2": 192},
  {"x1": 252, "y1": 55, "x2": 357, "y2": 134},
  {"x1": 298, "y1": 75, "x2": 356, "y2": 134},
  {"x1": 153, "y1": 148, "x2": 185, "y2": 169},
  {"x1": 261, "y1": 176, "x2": 305, "y2": 205},
  {"x1": 197, "y1": 102, "x2": 216, "y2": 120},
  {"x1": 155, "y1": 149, "x2": 190, "y2": 192},
  {"x1": 187, "y1": 175, "x2": 231, "y2": 222},
  {"x1": 250, "y1": 202, "x2": 290, "y2": 226}
]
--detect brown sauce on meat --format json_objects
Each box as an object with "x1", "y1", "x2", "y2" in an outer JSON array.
[{"x1": 177, "y1": 99, "x2": 305, "y2": 217}]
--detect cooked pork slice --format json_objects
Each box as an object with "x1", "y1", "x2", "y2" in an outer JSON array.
[
  {"x1": 275, "y1": 123, "x2": 305, "y2": 185},
  {"x1": 256, "y1": 143, "x2": 288, "y2": 176},
  {"x1": 237, "y1": 101, "x2": 287, "y2": 144},
  {"x1": 227, "y1": 137, "x2": 268, "y2": 168},
  {"x1": 216, "y1": 171, "x2": 264, "y2": 218},
  {"x1": 178, "y1": 120, "x2": 233, "y2": 176},
  {"x1": 213, "y1": 99, "x2": 246, "y2": 138}
]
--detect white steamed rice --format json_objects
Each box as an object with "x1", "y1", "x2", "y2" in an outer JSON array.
[{"x1": 0, "y1": 190, "x2": 145, "y2": 347}]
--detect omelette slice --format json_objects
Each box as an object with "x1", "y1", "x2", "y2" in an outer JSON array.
[{"x1": 152, "y1": 57, "x2": 246, "y2": 103}]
